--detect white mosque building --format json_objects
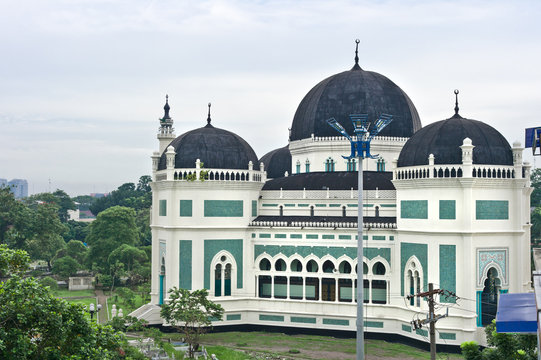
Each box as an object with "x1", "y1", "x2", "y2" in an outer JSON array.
[{"x1": 132, "y1": 45, "x2": 532, "y2": 347}]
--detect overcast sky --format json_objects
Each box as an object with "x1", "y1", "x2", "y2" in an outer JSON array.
[{"x1": 1, "y1": 0, "x2": 540, "y2": 196}]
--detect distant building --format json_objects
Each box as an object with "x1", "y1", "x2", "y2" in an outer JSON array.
[
  {"x1": 90, "y1": 193, "x2": 108, "y2": 198},
  {"x1": 1, "y1": 178, "x2": 28, "y2": 198}
]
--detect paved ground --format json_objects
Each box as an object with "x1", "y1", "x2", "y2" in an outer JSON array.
[{"x1": 95, "y1": 289, "x2": 108, "y2": 323}]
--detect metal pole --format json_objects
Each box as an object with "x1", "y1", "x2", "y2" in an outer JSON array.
[
  {"x1": 357, "y1": 156, "x2": 364, "y2": 360},
  {"x1": 429, "y1": 283, "x2": 436, "y2": 360}
]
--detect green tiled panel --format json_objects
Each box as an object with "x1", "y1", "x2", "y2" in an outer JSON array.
[
  {"x1": 290, "y1": 234, "x2": 302, "y2": 239},
  {"x1": 322, "y1": 318, "x2": 349, "y2": 326},
  {"x1": 439, "y1": 332, "x2": 456, "y2": 340},
  {"x1": 402, "y1": 324, "x2": 412, "y2": 332},
  {"x1": 476, "y1": 200, "x2": 509, "y2": 220},
  {"x1": 204, "y1": 200, "x2": 243, "y2": 217},
  {"x1": 291, "y1": 316, "x2": 316, "y2": 324},
  {"x1": 179, "y1": 200, "x2": 192, "y2": 217},
  {"x1": 416, "y1": 329, "x2": 428, "y2": 337},
  {"x1": 329, "y1": 204, "x2": 341, "y2": 207},
  {"x1": 262, "y1": 203, "x2": 278, "y2": 207},
  {"x1": 275, "y1": 234, "x2": 286, "y2": 239},
  {"x1": 252, "y1": 200, "x2": 257, "y2": 217},
  {"x1": 401, "y1": 243, "x2": 428, "y2": 295},
  {"x1": 401, "y1": 200, "x2": 428, "y2": 219},
  {"x1": 439, "y1": 200, "x2": 455, "y2": 220},
  {"x1": 339, "y1": 235, "x2": 352, "y2": 240},
  {"x1": 439, "y1": 245, "x2": 456, "y2": 303},
  {"x1": 322, "y1": 235, "x2": 335, "y2": 239},
  {"x1": 372, "y1": 236, "x2": 385, "y2": 241},
  {"x1": 365, "y1": 321, "x2": 383, "y2": 328},
  {"x1": 259, "y1": 314, "x2": 284, "y2": 322},
  {"x1": 259, "y1": 234, "x2": 271, "y2": 238},
  {"x1": 159, "y1": 199, "x2": 167, "y2": 216},
  {"x1": 204, "y1": 239, "x2": 243, "y2": 289},
  {"x1": 227, "y1": 314, "x2": 241, "y2": 321},
  {"x1": 381, "y1": 204, "x2": 396, "y2": 208},
  {"x1": 315, "y1": 204, "x2": 326, "y2": 207},
  {"x1": 284, "y1": 204, "x2": 295, "y2": 207},
  {"x1": 179, "y1": 240, "x2": 192, "y2": 290},
  {"x1": 298, "y1": 204, "x2": 309, "y2": 207},
  {"x1": 389, "y1": 236, "x2": 394, "y2": 241},
  {"x1": 363, "y1": 204, "x2": 374, "y2": 207},
  {"x1": 251, "y1": 233, "x2": 256, "y2": 238},
  {"x1": 253, "y1": 245, "x2": 390, "y2": 263},
  {"x1": 306, "y1": 235, "x2": 318, "y2": 239},
  {"x1": 347, "y1": 204, "x2": 358, "y2": 207}
]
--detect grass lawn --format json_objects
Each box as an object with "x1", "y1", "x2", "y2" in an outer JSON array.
[
  {"x1": 106, "y1": 290, "x2": 146, "y2": 317},
  {"x1": 63, "y1": 297, "x2": 98, "y2": 321},
  {"x1": 52, "y1": 289, "x2": 96, "y2": 298}
]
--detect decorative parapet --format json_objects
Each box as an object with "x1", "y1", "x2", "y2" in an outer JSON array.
[
  {"x1": 249, "y1": 220, "x2": 396, "y2": 229},
  {"x1": 394, "y1": 164, "x2": 517, "y2": 181},
  {"x1": 260, "y1": 189, "x2": 395, "y2": 200}
]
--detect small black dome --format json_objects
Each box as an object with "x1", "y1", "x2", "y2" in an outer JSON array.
[
  {"x1": 157, "y1": 124, "x2": 258, "y2": 170},
  {"x1": 397, "y1": 114, "x2": 513, "y2": 167},
  {"x1": 290, "y1": 65, "x2": 421, "y2": 141},
  {"x1": 259, "y1": 145, "x2": 291, "y2": 179}
]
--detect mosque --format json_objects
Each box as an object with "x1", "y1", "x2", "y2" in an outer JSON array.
[{"x1": 131, "y1": 43, "x2": 532, "y2": 346}]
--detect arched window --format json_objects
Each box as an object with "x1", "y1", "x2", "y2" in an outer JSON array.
[
  {"x1": 322, "y1": 260, "x2": 335, "y2": 273},
  {"x1": 296, "y1": 160, "x2": 301, "y2": 174},
  {"x1": 375, "y1": 206, "x2": 380, "y2": 218},
  {"x1": 159, "y1": 257, "x2": 166, "y2": 305},
  {"x1": 214, "y1": 264, "x2": 222, "y2": 297},
  {"x1": 339, "y1": 261, "x2": 351, "y2": 274},
  {"x1": 291, "y1": 259, "x2": 302, "y2": 272},
  {"x1": 481, "y1": 267, "x2": 502, "y2": 325},
  {"x1": 275, "y1": 259, "x2": 286, "y2": 271},
  {"x1": 259, "y1": 258, "x2": 271, "y2": 271},
  {"x1": 310, "y1": 206, "x2": 314, "y2": 217},
  {"x1": 405, "y1": 258, "x2": 422, "y2": 307},
  {"x1": 342, "y1": 206, "x2": 347, "y2": 217},
  {"x1": 279, "y1": 205, "x2": 283, "y2": 217},
  {"x1": 306, "y1": 260, "x2": 318, "y2": 273},
  {"x1": 372, "y1": 262, "x2": 386, "y2": 275}
]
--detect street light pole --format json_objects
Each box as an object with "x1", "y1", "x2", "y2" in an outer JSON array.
[{"x1": 327, "y1": 113, "x2": 393, "y2": 360}]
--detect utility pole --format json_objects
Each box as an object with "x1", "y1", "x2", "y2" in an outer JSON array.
[{"x1": 408, "y1": 282, "x2": 449, "y2": 360}]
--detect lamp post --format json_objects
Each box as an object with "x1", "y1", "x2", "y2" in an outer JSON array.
[
  {"x1": 88, "y1": 303, "x2": 102, "y2": 322},
  {"x1": 327, "y1": 113, "x2": 392, "y2": 360}
]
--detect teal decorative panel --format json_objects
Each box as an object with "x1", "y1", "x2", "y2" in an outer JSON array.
[
  {"x1": 439, "y1": 245, "x2": 456, "y2": 303},
  {"x1": 275, "y1": 234, "x2": 286, "y2": 239},
  {"x1": 339, "y1": 235, "x2": 352, "y2": 240},
  {"x1": 179, "y1": 200, "x2": 192, "y2": 217},
  {"x1": 159, "y1": 199, "x2": 167, "y2": 216},
  {"x1": 416, "y1": 328, "x2": 428, "y2": 337},
  {"x1": 478, "y1": 250, "x2": 507, "y2": 286},
  {"x1": 476, "y1": 200, "x2": 509, "y2": 220},
  {"x1": 179, "y1": 240, "x2": 192, "y2": 290},
  {"x1": 347, "y1": 204, "x2": 358, "y2": 207},
  {"x1": 365, "y1": 321, "x2": 383, "y2": 328},
  {"x1": 290, "y1": 234, "x2": 302, "y2": 239},
  {"x1": 259, "y1": 234, "x2": 271, "y2": 238},
  {"x1": 252, "y1": 200, "x2": 257, "y2": 217},
  {"x1": 204, "y1": 200, "x2": 243, "y2": 217},
  {"x1": 401, "y1": 200, "x2": 428, "y2": 219},
  {"x1": 323, "y1": 318, "x2": 349, "y2": 326},
  {"x1": 363, "y1": 204, "x2": 374, "y2": 207},
  {"x1": 259, "y1": 314, "x2": 284, "y2": 322},
  {"x1": 251, "y1": 233, "x2": 256, "y2": 238},
  {"x1": 316, "y1": 204, "x2": 326, "y2": 207},
  {"x1": 253, "y1": 245, "x2": 389, "y2": 263},
  {"x1": 329, "y1": 204, "x2": 341, "y2": 207},
  {"x1": 262, "y1": 204, "x2": 278, "y2": 207},
  {"x1": 439, "y1": 333, "x2": 456, "y2": 340},
  {"x1": 306, "y1": 235, "x2": 318, "y2": 239},
  {"x1": 291, "y1": 316, "x2": 316, "y2": 324},
  {"x1": 298, "y1": 204, "x2": 309, "y2": 207},
  {"x1": 401, "y1": 243, "x2": 428, "y2": 295},
  {"x1": 284, "y1": 204, "x2": 295, "y2": 207},
  {"x1": 204, "y1": 239, "x2": 243, "y2": 289},
  {"x1": 389, "y1": 236, "x2": 394, "y2": 241},
  {"x1": 402, "y1": 324, "x2": 412, "y2": 332},
  {"x1": 227, "y1": 314, "x2": 241, "y2": 321},
  {"x1": 372, "y1": 236, "x2": 385, "y2": 241},
  {"x1": 381, "y1": 204, "x2": 396, "y2": 208},
  {"x1": 322, "y1": 235, "x2": 335, "y2": 240},
  {"x1": 439, "y1": 200, "x2": 455, "y2": 220}
]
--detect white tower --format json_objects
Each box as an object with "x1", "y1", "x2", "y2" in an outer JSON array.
[{"x1": 157, "y1": 95, "x2": 175, "y2": 154}]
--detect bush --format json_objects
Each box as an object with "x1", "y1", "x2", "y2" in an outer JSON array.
[
  {"x1": 51, "y1": 256, "x2": 79, "y2": 278},
  {"x1": 40, "y1": 276, "x2": 58, "y2": 290}
]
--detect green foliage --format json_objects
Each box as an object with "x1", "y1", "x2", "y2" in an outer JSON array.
[
  {"x1": 40, "y1": 276, "x2": 58, "y2": 290},
  {"x1": 108, "y1": 244, "x2": 147, "y2": 272},
  {"x1": 66, "y1": 239, "x2": 88, "y2": 262},
  {"x1": 0, "y1": 244, "x2": 30, "y2": 276},
  {"x1": 0, "y1": 187, "x2": 31, "y2": 248},
  {"x1": 25, "y1": 189, "x2": 76, "y2": 223},
  {"x1": 107, "y1": 315, "x2": 147, "y2": 332},
  {"x1": 89, "y1": 177, "x2": 151, "y2": 216},
  {"x1": 115, "y1": 287, "x2": 136, "y2": 309},
  {"x1": 86, "y1": 206, "x2": 139, "y2": 271},
  {"x1": 52, "y1": 256, "x2": 80, "y2": 278},
  {"x1": 135, "y1": 209, "x2": 151, "y2": 246},
  {"x1": 531, "y1": 168, "x2": 541, "y2": 208},
  {"x1": 161, "y1": 287, "x2": 224, "y2": 358},
  {"x1": 63, "y1": 220, "x2": 90, "y2": 243},
  {"x1": 461, "y1": 321, "x2": 537, "y2": 360},
  {"x1": 0, "y1": 248, "x2": 142, "y2": 359}
]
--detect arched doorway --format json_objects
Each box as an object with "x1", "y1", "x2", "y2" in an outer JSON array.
[{"x1": 481, "y1": 267, "x2": 501, "y2": 326}]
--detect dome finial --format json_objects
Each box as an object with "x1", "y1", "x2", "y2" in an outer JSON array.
[
  {"x1": 454, "y1": 89, "x2": 460, "y2": 116},
  {"x1": 207, "y1": 102, "x2": 212, "y2": 125},
  {"x1": 162, "y1": 94, "x2": 171, "y2": 120},
  {"x1": 354, "y1": 39, "x2": 360, "y2": 65}
]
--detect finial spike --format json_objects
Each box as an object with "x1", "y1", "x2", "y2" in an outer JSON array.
[
  {"x1": 354, "y1": 39, "x2": 360, "y2": 65},
  {"x1": 162, "y1": 94, "x2": 171, "y2": 120},
  {"x1": 207, "y1": 102, "x2": 212, "y2": 125},
  {"x1": 454, "y1": 89, "x2": 460, "y2": 116}
]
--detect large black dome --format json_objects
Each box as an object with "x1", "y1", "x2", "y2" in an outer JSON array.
[
  {"x1": 157, "y1": 123, "x2": 258, "y2": 170},
  {"x1": 290, "y1": 64, "x2": 421, "y2": 141},
  {"x1": 397, "y1": 114, "x2": 513, "y2": 167},
  {"x1": 259, "y1": 145, "x2": 291, "y2": 179}
]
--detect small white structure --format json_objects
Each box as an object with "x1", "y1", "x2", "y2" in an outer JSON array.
[{"x1": 68, "y1": 276, "x2": 94, "y2": 291}]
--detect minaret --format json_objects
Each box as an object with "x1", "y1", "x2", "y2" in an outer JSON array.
[{"x1": 157, "y1": 95, "x2": 175, "y2": 154}]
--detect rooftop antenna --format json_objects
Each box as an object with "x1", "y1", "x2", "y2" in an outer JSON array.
[{"x1": 454, "y1": 89, "x2": 460, "y2": 116}]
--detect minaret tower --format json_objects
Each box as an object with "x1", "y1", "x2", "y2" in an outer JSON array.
[{"x1": 157, "y1": 95, "x2": 175, "y2": 154}]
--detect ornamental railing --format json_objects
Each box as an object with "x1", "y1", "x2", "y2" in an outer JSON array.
[{"x1": 394, "y1": 164, "x2": 516, "y2": 180}]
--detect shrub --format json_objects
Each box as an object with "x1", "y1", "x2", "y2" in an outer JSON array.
[
  {"x1": 51, "y1": 256, "x2": 79, "y2": 278},
  {"x1": 40, "y1": 276, "x2": 58, "y2": 290}
]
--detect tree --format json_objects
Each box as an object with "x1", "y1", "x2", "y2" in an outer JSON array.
[
  {"x1": 0, "y1": 187, "x2": 29, "y2": 247},
  {"x1": 63, "y1": 220, "x2": 90, "y2": 243},
  {"x1": 52, "y1": 256, "x2": 79, "y2": 278},
  {"x1": 531, "y1": 168, "x2": 541, "y2": 208},
  {"x1": 461, "y1": 320, "x2": 537, "y2": 360},
  {"x1": 25, "y1": 189, "x2": 76, "y2": 223},
  {"x1": 0, "y1": 246, "x2": 145, "y2": 359},
  {"x1": 85, "y1": 206, "x2": 139, "y2": 271},
  {"x1": 108, "y1": 244, "x2": 147, "y2": 273},
  {"x1": 160, "y1": 287, "x2": 224, "y2": 358},
  {"x1": 89, "y1": 177, "x2": 151, "y2": 216},
  {"x1": 65, "y1": 239, "x2": 88, "y2": 263}
]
